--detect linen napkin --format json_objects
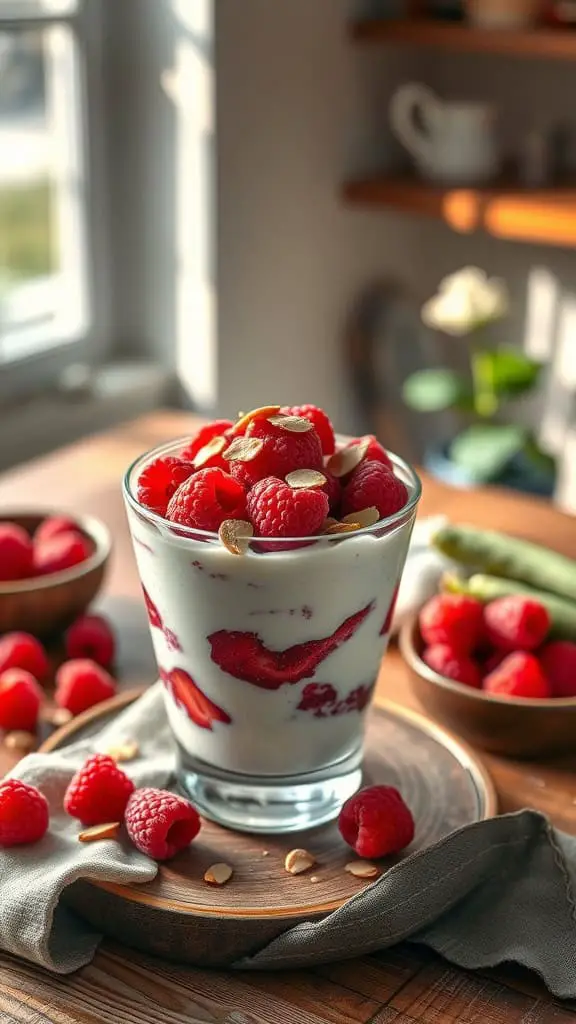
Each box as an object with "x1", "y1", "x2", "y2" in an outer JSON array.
[{"x1": 2, "y1": 684, "x2": 576, "y2": 1000}]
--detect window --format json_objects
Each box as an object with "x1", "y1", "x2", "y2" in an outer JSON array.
[{"x1": 0, "y1": 0, "x2": 104, "y2": 391}]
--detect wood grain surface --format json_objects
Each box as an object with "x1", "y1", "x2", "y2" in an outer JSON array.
[
  {"x1": 38, "y1": 691, "x2": 493, "y2": 967},
  {"x1": 1, "y1": 411, "x2": 576, "y2": 1023}
]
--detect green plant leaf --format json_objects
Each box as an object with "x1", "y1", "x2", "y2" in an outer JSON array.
[
  {"x1": 402, "y1": 369, "x2": 470, "y2": 413},
  {"x1": 449, "y1": 423, "x2": 528, "y2": 482},
  {"x1": 489, "y1": 347, "x2": 541, "y2": 398}
]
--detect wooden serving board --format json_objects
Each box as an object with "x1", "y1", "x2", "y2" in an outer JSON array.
[{"x1": 41, "y1": 690, "x2": 497, "y2": 967}]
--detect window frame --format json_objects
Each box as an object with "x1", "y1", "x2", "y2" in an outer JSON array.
[{"x1": 0, "y1": 0, "x2": 110, "y2": 403}]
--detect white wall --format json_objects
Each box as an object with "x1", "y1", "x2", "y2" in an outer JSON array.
[{"x1": 215, "y1": 0, "x2": 576, "y2": 453}]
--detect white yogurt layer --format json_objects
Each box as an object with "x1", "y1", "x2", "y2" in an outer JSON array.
[{"x1": 127, "y1": 504, "x2": 416, "y2": 777}]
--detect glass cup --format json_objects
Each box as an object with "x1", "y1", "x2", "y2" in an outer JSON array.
[{"x1": 123, "y1": 438, "x2": 421, "y2": 833}]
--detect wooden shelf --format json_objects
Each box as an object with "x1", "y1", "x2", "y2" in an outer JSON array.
[
  {"x1": 350, "y1": 18, "x2": 576, "y2": 60},
  {"x1": 342, "y1": 175, "x2": 576, "y2": 248}
]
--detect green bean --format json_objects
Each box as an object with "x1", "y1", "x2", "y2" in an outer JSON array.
[{"x1": 433, "y1": 524, "x2": 576, "y2": 602}]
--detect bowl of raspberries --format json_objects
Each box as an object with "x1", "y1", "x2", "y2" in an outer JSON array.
[
  {"x1": 0, "y1": 512, "x2": 111, "y2": 636},
  {"x1": 399, "y1": 592, "x2": 576, "y2": 758}
]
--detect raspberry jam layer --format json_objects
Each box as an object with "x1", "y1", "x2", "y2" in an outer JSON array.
[{"x1": 128, "y1": 512, "x2": 413, "y2": 776}]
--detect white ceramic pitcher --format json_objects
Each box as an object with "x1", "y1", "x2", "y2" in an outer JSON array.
[{"x1": 390, "y1": 83, "x2": 500, "y2": 185}]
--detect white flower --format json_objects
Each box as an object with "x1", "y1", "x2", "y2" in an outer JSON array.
[{"x1": 422, "y1": 267, "x2": 508, "y2": 336}]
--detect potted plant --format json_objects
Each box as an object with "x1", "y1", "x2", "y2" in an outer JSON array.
[{"x1": 402, "y1": 267, "x2": 556, "y2": 497}]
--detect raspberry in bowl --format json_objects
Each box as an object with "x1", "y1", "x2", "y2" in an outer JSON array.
[
  {"x1": 0, "y1": 512, "x2": 110, "y2": 637},
  {"x1": 123, "y1": 406, "x2": 421, "y2": 833}
]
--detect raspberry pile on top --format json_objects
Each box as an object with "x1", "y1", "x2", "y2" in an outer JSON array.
[{"x1": 136, "y1": 405, "x2": 409, "y2": 545}]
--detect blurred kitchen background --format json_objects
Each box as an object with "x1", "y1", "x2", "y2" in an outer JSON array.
[{"x1": 1, "y1": 0, "x2": 576, "y2": 507}]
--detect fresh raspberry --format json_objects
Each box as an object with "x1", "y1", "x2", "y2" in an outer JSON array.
[
  {"x1": 423, "y1": 644, "x2": 482, "y2": 688},
  {"x1": 484, "y1": 596, "x2": 550, "y2": 652},
  {"x1": 246, "y1": 476, "x2": 328, "y2": 539},
  {"x1": 166, "y1": 468, "x2": 247, "y2": 531},
  {"x1": 341, "y1": 460, "x2": 407, "y2": 520},
  {"x1": 64, "y1": 753, "x2": 134, "y2": 825},
  {"x1": 124, "y1": 787, "x2": 201, "y2": 860},
  {"x1": 137, "y1": 456, "x2": 194, "y2": 517},
  {"x1": 55, "y1": 659, "x2": 117, "y2": 716},
  {"x1": 322, "y1": 470, "x2": 341, "y2": 514},
  {"x1": 0, "y1": 523, "x2": 33, "y2": 581},
  {"x1": 35, "y1": 515, "x2": 81, "y2": 545},
  {"x1": 33, "y1": 531, "x2": 93, "y2": 576},
  {"x1": 539, "y1": 641, "x2": 576, "y2": 698},
  {"x1": 0, "y1": 780, "x2": 49, "y2": 846},
  {"x1": 0, "y1": 669, "x2": 43, "y2": 731},
  {"x1": 338, "y1": 785, "x2": 415, "y2": 858},
  {"x1": 484, "y1": 651, "x2": 551, "y2": 699},
  {"x1": 346, "y1": 435, "x2": 393, "y2": 471},
  {"x1": 0, "y1": 632, "x2": 48, "y2": 680},
  {"x1": 65, "y1": 614, "x2": 116, "y2": 668},
  {"x1": 209, "y1": 601, "x2": 373, "y2": 688},
  {"x1": 281, "y1": 404, "x2": 336, "y2": 455},
  {"x1": 228, "y1": 416, "x2": 323, "y2": 489},
  {"x1": 419, "y1": 594, "x2": 485, "y2": 655},
  {"x1": 163, "y1": 667, "x2": 232, "y2": 729},
  {"x1": 179, "y1": 420, "x2": 234, "y2": 462}
]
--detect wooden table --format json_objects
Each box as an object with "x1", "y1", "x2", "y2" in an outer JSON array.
[{"x1": 1, "y1": 411, "x2": 575, "y2": 1024}]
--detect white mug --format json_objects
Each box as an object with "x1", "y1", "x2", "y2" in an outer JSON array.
[{"x1": 390, "y1": 83, "x2": 500, "y2": 185}]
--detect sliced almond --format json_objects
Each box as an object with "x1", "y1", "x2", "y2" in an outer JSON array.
[
  {"x1": 193, "y1": 435, "x2": 227, "y2": 469},
  {"x1": 79, "y1": 822, "x2": 121, "y2": 843},
  {"x1": 345, "y1": 860, "x2": 380, "y2": 879},
  {"x1": 310, "y1": 875, "x2": 319, "y2": 883},
  {"x1": 233, "y1": 405, "x2": 281, "y2": 433},
  {"x1": 43, "y1": 707, "x2": 73, "y2": 728},
  {"x1": 341, "y1": 506, "x2": 380, "y2": 528},
  {"x1": 326, "y1": 438, "x2": 371, "y2": 478},
  {"x1": 105, "y1": 740, "x2": 140, "y2": 763},
  {"x1": 284, "y1": 848, "x2": 316, "y2": 875},
  {"x1": 223, "y1": 437, "x2": 264, "y2": 463},
  {"x1": 323, "y1": 521, "x2": 362, "y2": 535},
  {"x1": 204, "y1": 862, "x2": 233, "y2": 886},
  {"x1": 285, "y1": 469, "x2": 327, "y2": 490},
  {"x1": 4, "y1": 731, "x2": 37, "y2": 753},
  {"x1": 219, "y1": 519, "x2": 254, "y2": 555},
  {"x1": 267, "y1": 414, "x2": 313, "y2": 433}
]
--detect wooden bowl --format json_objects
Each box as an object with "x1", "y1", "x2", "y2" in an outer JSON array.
[
  {"x1": 0, "y1": 512, "x2": 111, "y2": 637},
  {"x1": 399, "y1": 615, "x2": 576, "y2": 759}
]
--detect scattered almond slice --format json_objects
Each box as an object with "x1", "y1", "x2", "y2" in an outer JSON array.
[
  {"x1": 323, "y1": 521, "x2": 362, "y2": 535},
  {"x1": 284, "y1": 848, "x2": 316, "y2": 875},
  {"x1": 310, "y1": 875, "x2": 320, "y2": 883},
  {"x1": 326, "y1": 438, "x2": 370, "y2": 478},
  {"x1": 43, "y1": 707, "x2": 73, "y2": 728},
  {"x1": 4, "y1": 731, "x2": 37, "y2": 753},
  {"x1": 341, "y1": 506, "x2": 380, "y2": 528},
  {"x1": 223, "y1": 437, "x2": 264, "y2": 463},
  {"x1": 105, "y1": 740, "x2": 140, "y2": 762},
  {"x1": 204, "y1": 862, "x2": 233, "y2": 886},
  {"x1": 219, "y1": 519, "x2": 254, "y2": 555},
  {"x1": 79, "y1": 822, "x2": 121, "y2": 843},
  {"x1": 261, "y1": 849, "x2": 270, "y2": 857},
  {"x1": 345, "y1": 860, "x2": 381, "y2": 879},
  {"x1": 193, "y1": 435, "x2": 227, "y2": 469},
  {"x1": 285, "y1": 469, "x2": 327, "y2": 490},
  {"x1": 234, "y1": 405, "x2": 281, "y2": 433},
  {"x1": 267, "y1": 414, "x2": 313, "y2": 433}
]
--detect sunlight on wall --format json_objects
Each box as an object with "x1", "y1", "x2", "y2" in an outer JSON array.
[
  {"x1": 162, "y1": 0, "x2": 216, "y2": 411},
  {"x1": 524, "y1": 266, "x2": 576, "y2": 512}
]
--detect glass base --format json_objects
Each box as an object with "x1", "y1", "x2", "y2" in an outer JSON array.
[{"x1": 176, "y1": 744, "x2": 363, "y2": 834}]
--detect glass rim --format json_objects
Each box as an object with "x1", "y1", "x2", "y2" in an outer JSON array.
[{"x1": 123, "y1": 434, "x2": 422, "y2": 545}]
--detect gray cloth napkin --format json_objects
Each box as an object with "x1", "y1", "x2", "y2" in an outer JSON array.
[{"x1": 2, "y1": 685, "x2": 576, "y2": 1000}]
